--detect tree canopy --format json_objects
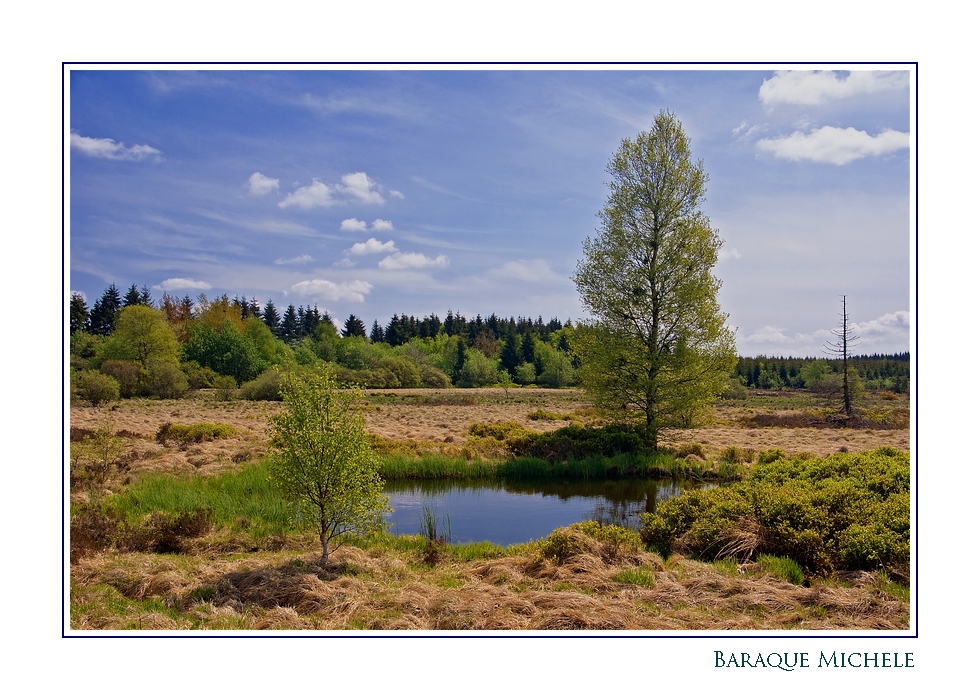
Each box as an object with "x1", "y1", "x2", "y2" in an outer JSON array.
[{"x1": 572, "y1": 110, "x2": 736, "y2": 448}]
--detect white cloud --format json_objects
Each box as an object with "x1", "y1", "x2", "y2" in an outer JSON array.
[
  {"x1": 759, "y1": 70, "x2": 910, "y2": 106},
  {"x1": 280, "y1": 172, "x2": 389, "y2": 209},
  {"x1": 153, "y1": 277, "x2": 212, "y2": 291},
  {"x1": 341, "y1": 218, "x2": 393, "y2": 233},
  {"x1": 278, "y1": 179, "x2": 335, "y2": 209},
  {"x1": 341, "y1": 218, "x2": 369, "y2": 231},
  {"x1": 490, "y1": 259, "x2": 561, "y2": 283},
  {"x1": 70, "y1": 132, "x2": 162, "y2": 161},
  {"x1": 273, "y1": 254, "x2": 313, "y2": 265},
  {"x1": 338, "y1": 172, "x2": 384, "y2": 204},
  {"x1": 248, "y1": 172, "x2": 280, "y2": 195},
  {"x1": 853, "y1": 310, "x2": 910, "y2": 340},
  {"x1": 291, "y1": 278, "x2": 373, "y2": 302},
  {"x1": 71, "y1": 290, "x2": 87, "y2": 302},
  {"x1": 378, "y1": 252, "x2": 449, "y2": 270},
  {"x1": 349, "y1": 237, "x2": 398, "y2": 255},
  {"x1": 389, "y1": 190, "x2": 405, "y2": 199},
  {"x1": 757, "y1": 127, "x2": 909, "y2": 165},
  {"x1": 740, "y1": 311, "x2": 909, "y2": 356},
  {"x1": 718, "y1": 247, "x2": 742, "y2": 261}
]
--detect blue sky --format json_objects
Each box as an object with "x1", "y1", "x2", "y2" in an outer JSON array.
[{"x1": 68, "y1": 67, "x2": 911, "y2": 356}]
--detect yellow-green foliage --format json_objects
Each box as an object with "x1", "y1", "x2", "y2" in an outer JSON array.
[
  {"x1": 540, "y1": 520, "x2": 643, "y2": 563},
  {"x1": 156, "y1": 422, "x2": 235, "y2": 446},
  {"x1": 468, "y1": 421, "x2": 530, "y2": 441},
  {"x1": 640, "y1": 448, "x2": 910, "y2": 576},
  {"x1": 268, "y1": 370, "x2": 390, "y2": 564}
]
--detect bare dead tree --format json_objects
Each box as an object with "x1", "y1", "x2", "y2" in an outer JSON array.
[{"x1": 824, "y1": 295, "x2": 860, "y2": 417}]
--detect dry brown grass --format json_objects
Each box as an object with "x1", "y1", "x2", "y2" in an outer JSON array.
[
  {"x1": 69, "y1": 388, "x2": 909, "y2": 487},
  {"x1": 70, "y1": 535, "x2": 909, "y2": 631}
]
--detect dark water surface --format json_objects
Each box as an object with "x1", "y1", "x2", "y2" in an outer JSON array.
[{"x1": 384, "y1": 478, "x2": 709, "y2": 546}]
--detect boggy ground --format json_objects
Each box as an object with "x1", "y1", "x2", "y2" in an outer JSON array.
[
  {"x1": 69, "y1": 388, "x2": 910, "y2": 481},
  {"x1": 68, "y1": 387, "x2": 911, "y2": 631},
  {"x1": 70, "y1": 532, "x2": 909, "y2": 631}
]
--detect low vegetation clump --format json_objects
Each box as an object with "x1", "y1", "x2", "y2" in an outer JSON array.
[
  {"x1": 156, "y1": 422, "x2": 236, "y2": 446},
  {"x1": 640, "y1": 448, "x2": 910, "y2": 580}
]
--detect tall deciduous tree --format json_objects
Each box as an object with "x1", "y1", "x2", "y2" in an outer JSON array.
[
  {"x1": 572, "y1": 110, "x2": 736, "y2": 449},
  {"x1": 268, "y1": 370, "x2": 390, "y2": 565}
]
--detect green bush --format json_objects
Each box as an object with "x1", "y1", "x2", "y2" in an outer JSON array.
[
  {"x1": 639, "y1": 448, "x2": 910, "y2": 577},
  {"x1": 540, "y1": 521, "x2": 643, "y2": 564},
  {"x1": 181, "y1": 360, "x2": 219, "y2": 390},
  {"x1": 509, "y1": 424, "x2": 649, "y2": 461},
  {"x1": 156, "y1": 422, "x2": 236, "y2": 446},
  {"x1": 239, "y1": 368, "x2": 283, "y2": 400},
  {"x1": 73, "y1": 369, "x2": 120, "y2": 406},
  {"x1": 757, "y1": 448, "x2": 787, "y2": 464},
  {"x1": 145, "y1": 360, "x2": 188, "y2": 399},
  {"x1": 213, "y1": 375, "x2": 237, "y2": 401},
  {"x1": 100, "y1": 360, "x2": 143, "y2": 398},
  {"x1": 419, "y1": 365, "x2": 452, "y2": 388}
]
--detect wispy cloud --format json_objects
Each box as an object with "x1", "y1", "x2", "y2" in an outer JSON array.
[
  {"x1": 291, "y1": 278, "x2": 373, "y2": 302},
  {"x1": 153, "y1": 277, "x2": 212, "y2": 291},
  {"x1": 273, "y1": 254, "x2": 313, "y2": 265},
  {"x1": 349, "y1": 237, "x2": 397, "y2": 255},
  {"x1": 757, "y1": 127, "x2": 909, "y2": 165},
  {"x1": 379, "y1": 252, "x2": 449, "y2": 270},
  {"x1": 759, "y1": 70, "x2": 910, "y2": 106},
  {"x1": 70, "y1": 132, "x2": 162, "y2": 161},
  {"x1": 248, "y1": 172, "x2": 280, "y2": 195},
  {"x1": 489, "y1": 259, "x2": 561, "y2": 283}
]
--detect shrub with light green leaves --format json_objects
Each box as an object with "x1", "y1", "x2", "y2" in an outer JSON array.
[
  {"x1": 640, "y1": 448, "x2": 910, "y2": 577},
  {"x1": 73, "y1": 369, "x2": 120, "y2": 406}
]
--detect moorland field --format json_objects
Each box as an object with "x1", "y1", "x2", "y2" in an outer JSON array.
[{"x1": 68, "y1": 387, "x2": 911, "y2": 631}]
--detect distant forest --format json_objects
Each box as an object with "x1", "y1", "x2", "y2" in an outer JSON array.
[{"x1": 68, "y1": 283, "x2": 910, "y2": 396}]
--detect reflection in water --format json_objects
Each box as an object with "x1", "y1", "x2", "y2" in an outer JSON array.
[{"x1": 383, "y1": 478, "x2": 709, "y2": 546}]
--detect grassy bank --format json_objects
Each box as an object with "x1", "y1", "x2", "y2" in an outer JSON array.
[{"x1": 70, "y1": 521, "x2": 909, "y2": 631}]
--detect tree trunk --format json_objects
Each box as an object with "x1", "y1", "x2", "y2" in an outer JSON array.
[{"x1": 319, "y1": 527, "x2": 329, "y2": 566}]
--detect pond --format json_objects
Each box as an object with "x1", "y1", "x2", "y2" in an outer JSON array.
[{"x1": 383, "y1": 478, "x2": 711, "y2": 547}]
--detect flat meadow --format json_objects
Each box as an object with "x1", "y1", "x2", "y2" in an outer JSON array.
[{"x1": 68, "y1": 387, "x2": 912, "y2": 631}]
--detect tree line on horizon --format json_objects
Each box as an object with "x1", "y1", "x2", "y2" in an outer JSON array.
[
  {"x1": 68, "y1": 282, "x2": 580, "y2": 400},
  {"x1": 69, "y1": 282, "x2": 910, "y2": 403}
]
